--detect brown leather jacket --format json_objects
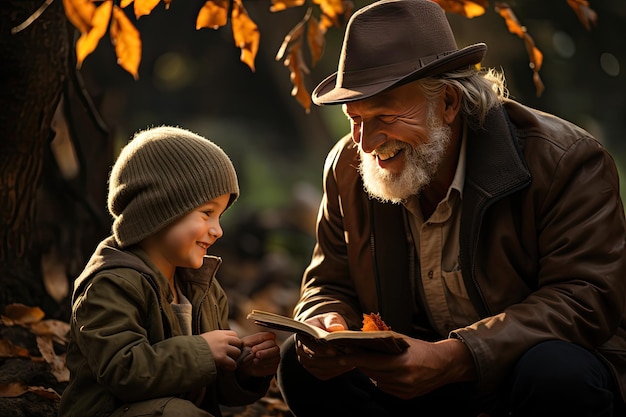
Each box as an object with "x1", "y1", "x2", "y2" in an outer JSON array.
[{"x1": 293, "y1": 100, "x2": 626, "y2": 400}]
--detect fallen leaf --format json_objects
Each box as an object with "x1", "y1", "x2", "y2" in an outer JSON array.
[
  {"x1": 3, "y1": 303, "x2": 45, "y2": 325},
  {"x1": 0, "y1": 382, "x2": 28, "y2": 398},
  {"x1": 36, "y1": 336, "x2": 70, "y2": 383},
  {"x1": 29, "y1": 319, "x2": 70, "y2": 345},
  {"x1": 27, "y1": 386, "x2": 62, "y2": 401},
  {"x1": 0, "y1": 339, "x2": 31, "y2": 358}
]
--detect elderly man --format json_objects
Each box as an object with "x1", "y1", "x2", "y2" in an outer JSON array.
[{"x1": 276, "y1": 0, "x2": 626, "y2": 416}]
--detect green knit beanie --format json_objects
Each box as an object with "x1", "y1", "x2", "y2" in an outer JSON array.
[{"x1": 108, "y1": 126, "x2": 239, "y2": 248}]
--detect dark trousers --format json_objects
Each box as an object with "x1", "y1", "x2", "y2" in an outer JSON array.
[{"x1": 277, "y1": 336, "x2": 622, "y2": 417}]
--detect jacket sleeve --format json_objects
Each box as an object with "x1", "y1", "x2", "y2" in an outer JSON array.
[
  {"x1": 72, "y1": 271, "x2": 218, "y2": 402},
  {"x1": 293, "y1": 136, "x2": 364, "y2": 328},
  {"x1": 453, "y1": 135, "x2": 626, "y2": 393}
]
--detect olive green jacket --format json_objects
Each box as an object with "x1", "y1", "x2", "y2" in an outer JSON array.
[
  {"x1": 59, "y1": 236, "x2": 269, "y2": 417},
  {"x1": 294, "y1": 100, "x2": 626, "y2": 400}
]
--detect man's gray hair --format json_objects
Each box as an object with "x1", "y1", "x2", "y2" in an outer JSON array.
[{"x1": 416, "y1": 67, "x2": 508, "y2": 129}]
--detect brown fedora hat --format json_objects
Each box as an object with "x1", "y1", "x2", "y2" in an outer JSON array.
[{"x1": 312, "y1": 0, "x2": 487, "y2": 105}]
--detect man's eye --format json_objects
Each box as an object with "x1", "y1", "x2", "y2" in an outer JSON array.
[{"x1": 379, "y1": 115, "x2": 397, "y2": 123}]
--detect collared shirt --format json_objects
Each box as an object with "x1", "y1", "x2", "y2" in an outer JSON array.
[{"x1": 403, "y1": 124, "x2": 480, "y2": 337}]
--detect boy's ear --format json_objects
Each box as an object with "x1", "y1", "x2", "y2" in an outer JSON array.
[{"x1": 442, "y1": 85, "x2": 461, "y2": 124}]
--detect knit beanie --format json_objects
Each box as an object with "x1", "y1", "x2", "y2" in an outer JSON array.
[{"x1": 108, "y1": 126, "x2": 239, "y2": 248}]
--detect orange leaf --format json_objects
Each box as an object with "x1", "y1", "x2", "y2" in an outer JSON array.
[
  {"x1": 307, "y1": 15, "x2": 325, "y2": 66},
  {"x1": 231, "y1": 0, "x2": 260, "y2": 72},
  {"x1": 276, "y1": 13, "x2": 306, "y2": 62},
  {"x1": 120, "y1": 0, "x2": 133, "y2": 7},
  {"x1": 27, "y1": 386, "x2": 61, "y2": 401},
  {"x1": 36, "y1": 336, "x2": 70, "y2": 383},
  {"x1": 532, "y1": 71, "x2": 545, "y2": 97},
  {"x1": 3, "y1": 303, "x2": 45, "y2": 325},
  {"x1": 286, "y1": 47, "x2": 311, "y2": 112},
  {"x1": 196, "y1": 0, "x2": 229, "y2": 30},
  {"x1": 63, "y1": 0, "x2": 95, "y2": 34},
  {"x1": 76, "y1": 0, "x2": 112, "y2": 68},
  {"x1": 111, "y1": 5, "x2": 142, "y2": 79},
  {"x1": 133, "y1": 0, "x2": 161, "y2": 19},
  {"x1": 0, "y1": 382, "x2": 28, "y2": 398},
  {"x1": 434, "y1": 0, "x2": 487, "y2": 18},
  {"x1": 313, "y1": 0, "x2": 345, "y2": 26},
  {"x1": 495, "y1": 2, "x2": 525, "y2": 38},
  {"x1": 566, "y1": 0, "x2": 597, "y2": 31},
  {"x1": 270, "y1": 0, "x2": 306, "y2": 13},
  {"x1": 0, "y1": 339, "x2": 31, "y2": 358},
  {"x1": 29, "y1": 319, "x2": 70, "y2": 344}
]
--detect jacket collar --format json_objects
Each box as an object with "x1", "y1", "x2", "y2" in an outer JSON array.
[{"x1": 459, "y1": 102, "x2": 532, "y2": 316}]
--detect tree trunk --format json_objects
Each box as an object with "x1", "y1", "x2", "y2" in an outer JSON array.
[
  {"x1": 0, "y1": 3, "x2": 74, "y2": 416},
  {"x1": 0, "y1": 1, "x2": 69, "y2": 313}
]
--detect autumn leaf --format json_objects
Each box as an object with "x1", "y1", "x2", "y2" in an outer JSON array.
[
  {"x1": 307, "y1": 15, "x2": 325, "y2": 67},
  {"x1": 36, "y1": 336, "x2": 70, "y2": 382},
  {"x1": 3, "y1": 303, "x2": 45, "y2": 325},
  {"x1": 63, "y1": 0, "x2": 96, "y2": 34},
  {"x1": 0, "y1": 382, "x2": 28, "y2": 398},
  {"x1": 313, "y1": 0, "x2": 346, "y2": 27},
  {"x1": 286, "y1": 47, "x2": 312, "y2": 112},
  {"x1": 276, "y1": 16, "x2": 311, "y2": 112},
  {"x1": 29, "y1": 319, "x2": 70, "y2": 345},
  {"x1": 231, "y1": 0, "x2": 260, "y2": 72},
  {"x1": 270, "y1": 0, "x2": 306, "y2": 13},
  {"x1": 0, "y1": 339, "x2": 31, "y2": 359},
  {"x1": 434, "y1": 0, "x2": 487, "y2": 18},
  {"x1": 111, "y1": 6, "x2": 142, "y2": 79},
  {"x1": 132, "y1": 0, "x2": 161, "y2": 19},
  {"x1": 196, "y1": 0, "x2": 229, "y2": 30},
  {"x1": 566, "y1": 0, "x2": 597, "y2": 31},
  {"x1": 495, "y1": 2, "x2": 544, "y2": 96},
  {"x1": 76, "y1": 0, "x2": 113, "y2": 68},
  {"x1": 28, "y1": 386, "x2": 62, "y2": 401}
]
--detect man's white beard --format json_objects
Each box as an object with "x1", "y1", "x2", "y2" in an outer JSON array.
[{"x1": 358, "y1": 105, "x2": 451, "y2": 204}]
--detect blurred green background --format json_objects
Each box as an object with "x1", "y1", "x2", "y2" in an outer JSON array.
[{"x1": 77, "y1": 0, "x2": 626, "y2": 296}]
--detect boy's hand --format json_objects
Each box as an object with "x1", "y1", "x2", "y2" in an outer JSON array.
[
  {"x1": 237, "y1": 332, "x2": 280, "y2": 377},
  {"x1": 200, "y1": 330, "x2": 242, "y2": 371}
]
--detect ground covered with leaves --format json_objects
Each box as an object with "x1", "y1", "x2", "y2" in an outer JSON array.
[{"x1": 0, "y1": 293, "x2": 297, "y2": 416}]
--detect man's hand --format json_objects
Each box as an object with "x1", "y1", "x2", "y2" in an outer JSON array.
[
  {"x1": 355, "y1": 337, "x2": 477, "y2": 399},
  {"x1": 295, "y1": 313, "x2": 477, "y2": 398},
  {"x1": 295, "y1": 312, "x2": 355, "y2": 380}
]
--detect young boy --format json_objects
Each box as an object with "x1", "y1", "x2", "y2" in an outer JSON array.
[{"x1": 59, "y1": 126, "x2": 280, "y2": 417}]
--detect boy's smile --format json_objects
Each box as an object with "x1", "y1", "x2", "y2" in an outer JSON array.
[{"x1": 140, "y1": 193, "x2": 231, "y2": 281}]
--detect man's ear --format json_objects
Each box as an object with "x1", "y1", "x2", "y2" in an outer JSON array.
[{"x1": 442, "y1": 85, "x2": 462, "y2": 124}]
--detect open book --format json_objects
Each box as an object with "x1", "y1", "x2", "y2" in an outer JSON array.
[{"x1": 247, "y1": 310, "x2": 409, "y2": 354}]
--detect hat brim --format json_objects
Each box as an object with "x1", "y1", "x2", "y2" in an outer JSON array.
[{"x1": 312, "y1": 43, "x2": 487, "y2": 106}]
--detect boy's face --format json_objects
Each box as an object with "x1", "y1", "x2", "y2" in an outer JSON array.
[{"x1": 142, "y1": 193, "x2": 231, "y2": 279}]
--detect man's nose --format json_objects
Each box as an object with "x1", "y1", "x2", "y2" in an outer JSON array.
[{"x1": 359, "y1": 121, "x2": 387, "y2": 153}]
